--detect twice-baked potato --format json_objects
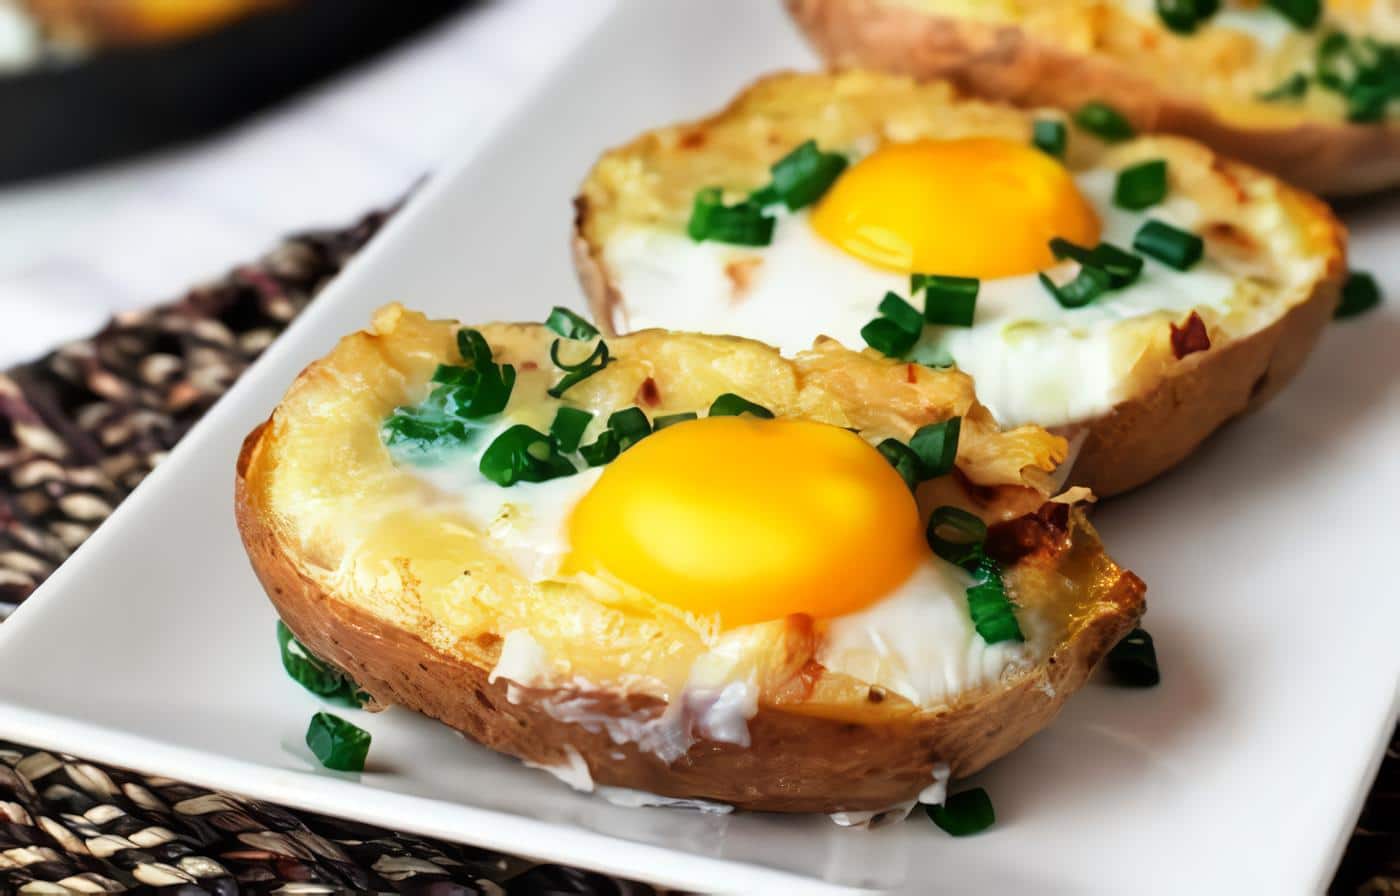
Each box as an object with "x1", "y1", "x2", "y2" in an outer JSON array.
[
  {"x1": 574, "y1": 70, "x2": 1346, "y2": 497},
  {"x1": 786, "y1": 0, "x2": 1400, "y2": 196},
  {"x1": 236, "y1": 304, "x2": 1145, "y2": 814}
]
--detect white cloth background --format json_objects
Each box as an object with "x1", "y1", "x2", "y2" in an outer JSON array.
[{"x1": 0, "y1": 0, "x2": 612, "y2": 368}]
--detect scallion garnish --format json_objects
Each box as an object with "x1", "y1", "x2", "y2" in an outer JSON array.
[
  {"x1": 861, "y1": 317, "x2": 919, "y2": 358},
  {"x1": 382, "y1": 409, "x2": 471, "y2": 456},
  {"x1": 877, "y1": 438, "x2": 922, "y2": 491},
  {"x1": 1133, "y1": 219, "x2": 1204, "y2": 270},
  {"x1": 545, "y1": 306, "x2": 600, "y2": 340},
  {"x1": 1031, "y1": 118, "x2": 1067, "y2": 158},
  {"x1": 709, "y1": 393, "x2": 774, "y2": 419},
  {"x1": 306, "y1": 712, "x2": 371, "y2": 773},
  {"x1": 1314, "y1": 32, "x2": 1400, "y2": 123},
  {"x1": 653, "y1": 411, "x2": 699, "y2": 430},
  {"x1": 1049, "y1": 238, "x2": 1144, "y2": 290},
  {"x1": 1259, "y1": 72, "x2": 1310, "y2": 101},
  {"x1": 1113, "y1": 159, "x2": 1168, "y2": 211},
  {"x1": 925, "y1": 506, "x2": 988, "y2": 570},
  {"x1": 548, "y1": 407, "x2": 592, "y2": 453},
  {"x1": 926, "y1": 788, "x2": 996, "y2": 836},
  {"x1": 916, "y1": 274, "x2": 979, "y2": 327},
  {"x1": 907, "y1": 342, "x2": 955, "y2": 369},
  {"x1": 547, "y1": 339, "x2": 612, "y2": 398},
  {"x1": 1267, "y1": 0, "x2": 1319, "y2": 29},
  {"x1": 878, "y1": 291, "x2": 924, "y2": 336},
  {"x1": 769, "y1": 139, "x2": 848, "y2": 210},
  {"x1": 909, "y1": 417, "x2": 961, "y2": 480},
  {"x1": 1074, "y1": 101, "x2": 1135, "y2": 142},
  {"x1": 1335, "y1": 270, "x2": 1382, "y2": 319},
  {"x1": 579, "y1": 430, "x2": 619, "y2": 467},
  {"x1": 1038, "y1": 266, "x2": 1111, "y2": 308},
  {"x1": 608, "y1": 407, "x2": 653, "y2": 452},
  {"x1": 277, "y1": 621, "x2": 365, "y2": 706},
  {"x1": 688, "y1": 187, "x2": 775, "y2": 246},
  {"x1": 1155, "y1": 0, "x2": 1220, "y2": 34},
  {"x1": 479, "y1": 424, "x2": 577, "y2": 486},
  {"x1": 1106, "y1": 627, "x2": 1161, "y2": 687},
  {"x1": 966, "y1": 555, "x2": 1024, "y2": 644}
]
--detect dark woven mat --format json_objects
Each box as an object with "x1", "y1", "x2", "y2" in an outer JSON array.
[{"x1": 0, "y1": 210, "x2": 1394, "y2": 894}]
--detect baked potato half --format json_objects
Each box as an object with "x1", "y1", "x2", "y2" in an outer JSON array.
[
  {"x1": 786, "y1": 0, "x2": 1400, "y2": 196},
  {"x1": 236, "y1": 304, "x2": 1145, "y2": 813},
  {"x1": 573, "y1": 70, "x2": 1346, "y2": 497}
]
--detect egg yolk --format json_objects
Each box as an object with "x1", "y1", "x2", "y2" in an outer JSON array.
[
  {"x1": 810, "y1": 137, "x2": 1101, "y2": 279},
  {"x1": 565, "y1": 416, "x2": 925, "y2": 628}
]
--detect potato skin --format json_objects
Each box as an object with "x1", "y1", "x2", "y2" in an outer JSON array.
[
  {"x1": 236, "y1": 318, "x2": 1146, "y2": 813},
  {"x1": 785, "y1": 0, "x2": 1400, "y2": 197}
]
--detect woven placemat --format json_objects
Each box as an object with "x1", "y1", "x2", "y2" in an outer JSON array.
[{"x1": 0, "y1": 210, "x2": 1394, "y2": 894}]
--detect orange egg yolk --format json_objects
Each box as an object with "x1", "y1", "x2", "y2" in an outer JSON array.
[
  {"x1": 565, "y1": 416, "x2": 925, "y2": 628},
  {"x1": 810, "y1": 137, "x2": 1101, "y2": 279}
]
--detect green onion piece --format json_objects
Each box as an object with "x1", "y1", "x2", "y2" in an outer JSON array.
[
  {"x1": 448, "y1": 363, "x2": 515, "y2": 418},
  {"x1": 1133, "y1": 219, "x2": 1204, "y2": 271},
  {"x1": 877, "y1": 438, "x2": 922, "y2": 491},
  {"x1": 769, "y1": 139, "x2": 848, "y2": 210},
  {"x1": 909, "y1": 417, "x2": 961, "y2": 480},
  {"x1": 926, "y1": 506, "x2": 987, "y2": 570},
  {"x1": 547, "y1": 339, "x2": 612, "y2": 398},
  {"x1": 1048, "y1": 238, "x2": 1143, "y2": 289},
  {"x1": 1106, "y1": 627, "x2": 1161, "y2": 687},
  {"x1": 1259, "y1": 72, "x2": 1310, "y2": 101},
  {"x1": 1113, "y1": 159, "x2": 1168, "y2": 211},
  {"x1": 382, "y1": 409, "x2": 472, "y2": 455},
  {"x1": 966, "y1": 555, "x2": 1024, "y2": 644},
  {"x1": 709, "y1": 393, "x2": 775, "y2": 419},
  {"x1": 479, "y1": 424, "x2": 577, "y2": 486},
  {"x1": 456, "y1": 328, "x2": 493, "y2": 369},
  {"x1": 878, "y1": 291, "x2": 924, "y2": 336},
  {"x1": 431, "y1": 364, "x2": 476, "y2": 386},
  {"x1": 653, "y1": 411, "x2": 699, "y2": 430},
  {"x1": 1155, "y1": 0, "x2": 1220, "y2": 34},
  {"x1": 305, "y1": 712, "x2": 371, "y2": 772},
  {"x1": 749, "y1": 184, "x2": 780, "y2": 208},
  {"x1": 608, "y1": 407, "x2": 653, "y2": 452},
  {"x1": 549, "y1": 407, "x2": 592, "y2": 453},
  {"x1": 687, "y1": 187, "x2": 775, "y2": 246},
  {"x1": 277, "y1": 621, "x2": 364, "y2": 705},
  {"x1": 861, "y1": 317, "x2": 919, "y2": 358},
  {"x1": 1315, "y1": 32, "x2": 1356, "y2": 90},
  {"x1": 926, "y1": 788, "x2": 996, "y2": 836},
  {"x1": 1345, "y1": 82, "x2": 1391, "y2": 123},
  {"x1": 1336, "y1": 270, "x2": 1382, "y2": 319},
  {"x1": 919, "y1": 275, "x2": 979, "y2": 327},
  {"x1": 1074, "y1": 101, "x2": 1135, "y2": 142},
  {"x1": 1267, "y1": 0, "x2": 1319, "y2": 29},
  {"x1": 579, "y1": 430, "x2": 619, "y2": 467},
  {"x1": 907, "y1": 341, "x2": 955, "y2": 369},
  {"x1": 1031, "y1": 119, "x2": 1067, "y2": 158},
  {"x1": 545, "y1": 307, "x2": 599, "y2": 340},
  {"x1": 1038, "y1": 266, "x2": 1111, "y2": 309}
]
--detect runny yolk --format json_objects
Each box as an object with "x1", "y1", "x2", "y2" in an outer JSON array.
[
  {"x1": 810, "y1": 137, "x2": 1101, "y2": 279},
  {"x1": 564, "y1": 416, "x2": 925, "y2": 628}
]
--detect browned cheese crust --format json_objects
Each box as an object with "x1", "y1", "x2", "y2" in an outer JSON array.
[{"x1": 785, "y1": 0, "x2": 1400, "y2": 196}]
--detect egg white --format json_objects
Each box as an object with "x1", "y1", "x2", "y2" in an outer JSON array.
[{"x1": 604, "y1": 169, "x2": 1239, "y2": 428}]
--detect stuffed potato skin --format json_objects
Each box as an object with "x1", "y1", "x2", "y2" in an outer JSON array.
[
  {"x1": 785, "y1": 0, "x2": 1400, "y2": 196},
  {"x1": 573, "y1": 71, "x2": 1347, "y2": 497},
  {"x1": 235, "y1": 306, "x2": 1145, "y2": 812}
]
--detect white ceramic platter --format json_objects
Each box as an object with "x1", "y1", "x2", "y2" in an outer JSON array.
[{"x1": 2, "y1": 2, "x2": 1397, "y2": 892}]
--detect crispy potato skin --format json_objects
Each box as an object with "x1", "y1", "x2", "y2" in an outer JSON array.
[{"x1": 785, "y1": 0, "x2": 1400, "y2": 196}]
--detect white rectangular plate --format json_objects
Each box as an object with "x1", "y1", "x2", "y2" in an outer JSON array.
[{"x1": 2, "y1": 2, "x2": 1398, "y2": 893}]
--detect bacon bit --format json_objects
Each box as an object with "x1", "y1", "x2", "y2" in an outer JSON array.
[
  {"x1": 679, "y1": 130, "x2": 706, "y2": 149},
  {"x1": 724, "y1": 257, "x2": 763, "y2": 305},
  {"x1": 906, "y1": 363, "x2": 918, "y2": 384},
  {"x1": 867, "y1": 685, "x2": 887, "y2": 704},
  {"x1": 986, "y1": 503, "x2": 1071, "y2": 565},
  {"x1": 1170, "y1": 311, "x2": 1211, "y2": 360},
  {"x1": 1209, "y1": 157, "x2": 1249, "y2": 204},
  {"x1": 636, "y1": 377, "x2": 661, "y2": 407},
  {"x1": 520, "y1": 361, "x2": 538, "y2": 371}
]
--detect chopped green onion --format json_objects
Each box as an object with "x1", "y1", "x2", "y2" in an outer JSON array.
[
  {"x1": 1133, "y1": 219, "x2": 1204, "y2": 270},
  {"x1": 688, "y1": 187, "x2": 775, "y2": 246},
  {"x1": 1267, "y1": 0, "x2": 1319, "y2": 29},
  {"x1": 381, "y1": 409, "x2": 472, "y2": 455},
  {"x1": 907, "y1": 341, "x2": 955, "y2": 369},
  {"x1": 1114, "y1": 159, "x2": 1168, "y2": 211},
  {"x1": 442, "y1": 364, "x2": 515, "y2": 418},
  {"x1": 579, "y1": 430, "x2": 619, "y2": 467},
  {"x1": 608, "y1": 407, "x2": 653, "y2": 452},
  {"x1": 431, "y1": 364, "x2": 476, "y2": 386},
  {"x1": 709, "y1": 393, "x2": 774, "y2": 419},
  {"x1": 1336, "y1": 270, "x2": 1382, "y2": 319},
  {"x1": 769, "y1": 140, "x2": 848, "y2": 210},
  {"x1": 1155, "y1": 0, "x2": 1219, "y2": 34},
  {"x1": 916, "y1": 275, "x2": 979, "y2": 327},
  {"x1": 1313, "y1": 32, "x2": 1400, "y2": 123},
  {"x1": 966, "y1": 555, "x2": 1024, "y2": 644},
  {"x1": 549, "y1": 407, "x2": 592, "y2": 453},
  {"x1": 1106, "y1": 627, "x2": 1160, "y2": 687},
  {"x1": 545, "y1": 307, "x2": 599, "y2": 340},
  {"x1": 749, "y1": 184, "x2": 780, "y2": 208},
  {"x1": 909, "y1": 417, "x2": 961, "y2": 480},
  {"x1": 1038, "y1": 266, "x2": 1111, "y2": 309},
  {"x1": 277, "y1": 621, "x2": 364, "y2": 706},
  {"x1": 1074, "y1": 101, "x2": 1135, "y2": 142},
  {"x1": 547, "y1": 339, "x2": 612, "y2": 398},
  {"x1": 1031, "y1": 119, "x2": 1067, "y2": 158},
  {"x1": 878, "y1": 291, "x2": 924, "y2": 336},
  {"x1": 457, "y1": 328, "x2": 494, "y2": 369},
  {"x1": 479, "y1": 424, "x2": 577, "y2": 486},
  {"x1": 1048, "y1": 238, "x2": 1143, "y2": 289},
  {"x1": 877, "y1": 438, "x2": 922, "y2": 491},
  {"x1": 1259, "y1": 72, "x2": 1310, "y2": 101},
  {"x1": 926, "y1": 506, "x2": 987, "y2": 570},
  {"x1": 1345, "y1": 81, "x2": 1392, "y2": 123},
  {"x1": 926, "y1": 788, "x2": 996, "y2": 836},
  {"x1": 306, "y1": 712, "x2": 371, "y2": 773},
  {"x1": 653, "y1": 411, "x2": 699, "y2": 430},
  {"x1": 861, "y1": 317, "x2": 919, "y2": 358}
]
